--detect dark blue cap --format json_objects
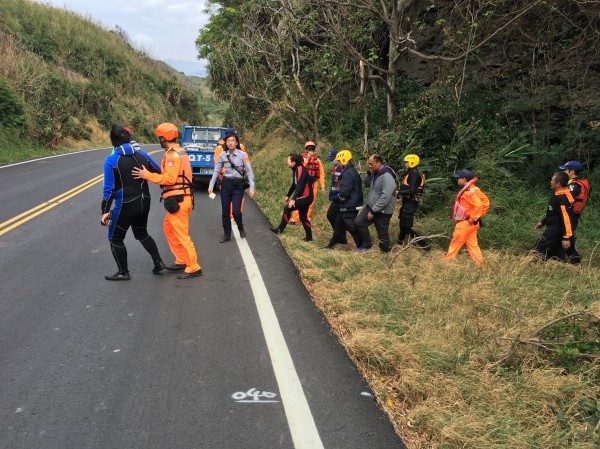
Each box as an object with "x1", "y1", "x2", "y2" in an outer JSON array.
[
  {"x1": 327, "y1": 150, "x2": 337, "y2": 161},
  {"x1": 452, "y1": 169, "x2": 474, "y2": 180},
  {"x1": 558, "y1": 160, "x2": 583, "y2": 172}
]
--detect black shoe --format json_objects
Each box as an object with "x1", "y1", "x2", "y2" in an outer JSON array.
[
  {"x1": 219, "y1": 235, "x2": 231, "y2": 243},
  {"x1": 177, "y1": 269, "x2": 203, "y2": 279},
  {"x1": 165, "y1": 264, "x2": 186, "y2": 272},
  {"x1": 105, "y1": 271, "x2": 131, "y2": 281},
  {"x1": 322, "y1": 244, "x2": 335, "y2": 250},
  {"x1": 239, "y1": 230, "x2": 246, "y2": 238},
  {"x1": 152, "y1": 261, "x2": 166, "y2": 274},
  {"x1": 270, "y1": 227, "x2": 282, "y2": 234},
  {"x1": 302, "y1": 237, "x2": 313, "y2": 242}
]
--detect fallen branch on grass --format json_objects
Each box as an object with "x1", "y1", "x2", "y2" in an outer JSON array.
[
  {"x1": 493, "y1": 309, "x2": 598, "y2": 366},
  {"x1": 388, "y1": 233, "x2": 447, "y2": 268}
]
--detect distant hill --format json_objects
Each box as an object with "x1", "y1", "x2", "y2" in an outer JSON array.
[
  {"x1": 164, "y1": 59, "x2": 207, "y2": 78},
  {"x1": 0, "y1": 0, "x2": 212, "y2": 147}
]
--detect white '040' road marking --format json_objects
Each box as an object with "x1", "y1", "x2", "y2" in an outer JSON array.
[{"x1": 233, "y1": 227, "x2": 324, "y2": 449}]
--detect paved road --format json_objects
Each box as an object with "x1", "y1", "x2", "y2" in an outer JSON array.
[{"x1": 0, "y1": 148, "x2": 404, "y2": 449}]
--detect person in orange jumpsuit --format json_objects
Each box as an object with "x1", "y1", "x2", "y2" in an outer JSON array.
[
  {"x1": 290, "y1": 141, "x2": 325, "y2": 224},
  {"x1": 442, "y1": 169, "x2": 488, "y2": 267},
  {"x1": 132, "y1": 123, "x2": 202, "y2": 279}
]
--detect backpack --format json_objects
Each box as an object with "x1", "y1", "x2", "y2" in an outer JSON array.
[
  {"x1": 303, "y1": 155, "x2": 321, "y2": 182},
  {"x1": 570, "y1": 178, "x2": 590, "y2": 215}
]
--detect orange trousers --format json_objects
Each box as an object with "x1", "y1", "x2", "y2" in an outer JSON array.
[
  {"x1": 290, "y1": 183, "x2": 317, "y2": 223},
  {"x1": 163, "y1": 195, "x2": 201, "y2": 273},
  {"x1": 442, "y1": 220, "x2": 483, "y2": 266}
]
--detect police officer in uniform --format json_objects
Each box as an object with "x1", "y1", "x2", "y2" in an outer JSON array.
[{"x1": 208, "y1": 133, "x2": 255, "y2": 242}]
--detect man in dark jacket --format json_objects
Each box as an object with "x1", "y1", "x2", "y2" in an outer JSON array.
[
  {"x1": 397, "y1": 153, "x2": 429, "y2": 250},
  {"x1": 101, "y1": 125, "x2": 166, "y2": 280},
  {"x1": 355, "y1": 154, "x2": 397, "y2": 253},
  {"x1": 532, "y1": 171, "x2": 575, "y2": 262},
  {"x1": 323, "y1": 150, "x2": 363, "y2": 249}
]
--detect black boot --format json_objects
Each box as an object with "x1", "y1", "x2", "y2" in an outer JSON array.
[{"x1": 152, "y1": 256, "x2": 166, "y2": 274}]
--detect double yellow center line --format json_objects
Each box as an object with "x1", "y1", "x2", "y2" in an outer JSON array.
[{"x1": 0, "y1": 174, "x2": 103, "y2": 237}]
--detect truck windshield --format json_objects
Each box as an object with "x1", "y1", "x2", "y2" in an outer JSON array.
[{"x1": 189, "y1": 129, "x2": 222, "y2": 143}]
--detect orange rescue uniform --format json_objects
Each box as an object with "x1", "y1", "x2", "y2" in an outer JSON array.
[
  {"x1": 442, "y1": 184, "x2": 486, "y2": 266},
  {"x1": 143, "y1": 144, "x2": 201, "y2": 274}
]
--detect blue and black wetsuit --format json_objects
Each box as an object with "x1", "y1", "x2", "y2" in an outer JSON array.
[{"x1": 101, "y1": 143, "x2": 162, "y2": 274}]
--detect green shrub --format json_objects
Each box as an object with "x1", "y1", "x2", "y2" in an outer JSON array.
[{"x1": 0, "y1": 76, "x2": 27, "y2": 132}]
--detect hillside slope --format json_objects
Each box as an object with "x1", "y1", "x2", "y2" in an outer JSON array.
[{"x1": 0, "y1": 0, "x2": 208, "y2": 150}]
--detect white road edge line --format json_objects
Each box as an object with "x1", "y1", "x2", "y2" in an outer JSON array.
[
  {"x1": 233, "y1": 227, "x2": 325, "y2": 449},
  {"x1": 0, "y1": 147, "x2": 107, "y2": 169}
]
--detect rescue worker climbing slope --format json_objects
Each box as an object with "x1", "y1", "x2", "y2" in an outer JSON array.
[
  {"x1": 397, "y1": 154, "x2": 429, "y2": 250},
  {"x1": 559, "y1": 160, "x2": 588, "y2": 264},
  {"x1": 442, "y1": 169, "x2": 489, "y2": 267},
  {"x1": 101, "y1": 125, "x2": 166, "y2": 280},
  {"x1": 290, "y1": 141, "x2": 325, "y2": 224},
  {"x1": 132, "y1": 123, "x2": 202, "y2": 279},
  {"x1": 325, "y1": 150, "x2": 348, "y2": 245},
  {"x1": 324, "y1": 150, "x2": 363, "y2": 250},
  {"x1": 271, "y1": 154, "x2": 314, "y2": 241},
  {"x1": 533, "y1": 171, "x2": 574, "y2": 262}
]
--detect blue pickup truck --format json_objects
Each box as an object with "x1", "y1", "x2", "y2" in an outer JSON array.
[{"x1": 179, "y1": 126, "x2": 235, "y2": 183}]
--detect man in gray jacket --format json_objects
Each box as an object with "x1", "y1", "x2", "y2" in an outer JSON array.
[{"x1": 354, "y1": 154, "x2": 398, "y2": 253}]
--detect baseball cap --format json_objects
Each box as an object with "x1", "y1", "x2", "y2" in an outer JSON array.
[
  {"x1": 327, "y1": 149, "x2": 337, "y2": 161},
  {"x1": 452, "y1": 169, "x2": 474, "y2": 180},
  {"x1": 558, "y1": 160, "x2": 583, "y2": 172}
]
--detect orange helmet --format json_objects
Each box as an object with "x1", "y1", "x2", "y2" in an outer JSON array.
[
  {"x1": 304, "y1": 141, "x2": 316, "y2": 150},
  {"x1": 155, "y1": 123, "x2": 178, "y2": 141}
]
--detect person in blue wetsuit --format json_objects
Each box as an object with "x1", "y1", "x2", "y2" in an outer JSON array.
[{"x1": 100, "y1": 125, "x2": 166, "y2": 280}]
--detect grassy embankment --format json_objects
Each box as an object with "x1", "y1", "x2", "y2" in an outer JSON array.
[
  {"x1": 0, "y1": 0, "x2": 212, "y2": 165},
  {"x1": 249, "y1": 128, "x2": 599, "y2": 448}
]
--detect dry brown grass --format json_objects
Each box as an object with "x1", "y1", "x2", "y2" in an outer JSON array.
[{"x1": 250, "y1": 130, "x2": 600, "y2": 448}]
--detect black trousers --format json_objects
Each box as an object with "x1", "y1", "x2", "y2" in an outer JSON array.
[
  {"x1": 398, "y1": 199, "x2": 429, "y2": 248},
  {"x1": 326, "y1": 202, "x2": 348, "y2": 243},
  {"x1": 556, "y1": 215, "x2": 582, "y2": 264},
  {"x1": 533, "y1": 228, "x2": 566, "y2": 262},
  {"x1": 220, "y1": 179, "x2": 244, "y2": 237},
  {"x1": 329, "y1": 209, "x2": 361, "y2": 247},
  {"x1": 355, "y1": 207, "x2": 392, "y2": 252},
  {"x1": 108, "y1": 208, "x2": 161, "y2": 273},
  {"x1": 277, "y1": 197, "x2": 313, "y2": 240}
]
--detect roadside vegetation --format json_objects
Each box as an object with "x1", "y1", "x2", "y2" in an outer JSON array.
[
  {"x1": 249, "y1": 129, "x2": 599, "y2": 448},
  {"x1": 0, "y1": 0, "x2": 210, "y2": 164},
  {"x1": 199, "y1": 2, "x2": 599, "y2": 442}
]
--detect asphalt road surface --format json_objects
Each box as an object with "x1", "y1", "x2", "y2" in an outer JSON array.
[{"x1": 0, "y1": 147, "x2": 405, "y2": 449}]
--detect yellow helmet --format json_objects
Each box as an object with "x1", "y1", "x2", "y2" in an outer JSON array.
[
  {"x1": 404, "y1": 153, "x2": 420, "y2": 168},
  {"x1": 154, "y1": 122, "x2": 178, "y2": 142},
  {"x1": 335, "y1": 149, "x2": 352, "y2": 165}
]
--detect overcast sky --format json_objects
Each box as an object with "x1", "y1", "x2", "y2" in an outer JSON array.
[{"x1": 32, "y1": 0, "x2": 212, "y2": 63}]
